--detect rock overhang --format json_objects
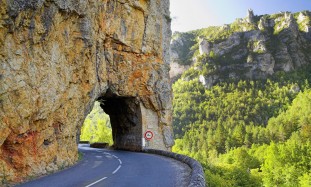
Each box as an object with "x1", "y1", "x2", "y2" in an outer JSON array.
[{"x1": 0, "y1": 0, "x2": 173, "y2": 183}]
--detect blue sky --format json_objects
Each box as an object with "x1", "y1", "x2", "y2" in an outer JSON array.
[{"x1": 170, "y1": 0, "x2": 311, "y2": 32}]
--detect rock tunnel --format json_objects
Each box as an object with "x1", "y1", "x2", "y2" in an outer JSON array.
[
  {"x1": 82, "y1": 86, "x2": 174, "y2": 151},
  {"x1": 99, "y1": 94, "x2": 142, "y2": 151},
  {"x1": 0, "y1": 0, "x2": 173, "y2": 183}
]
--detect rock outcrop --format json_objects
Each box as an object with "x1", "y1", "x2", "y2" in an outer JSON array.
[
  {"x1": 0, "y1": 0, "x2": 172, "y2": 183},
  {"x1": 169, "y1": 32, "x2": 196, "y2": 81},
  {"x1": 170, "y1": 10, "x2": 311, "y2": 86},
  {"x1": 246, "y1": 9, "x2": 255, "y2": 23}
]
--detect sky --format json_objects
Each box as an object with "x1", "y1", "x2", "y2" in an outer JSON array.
[{"x1": 170, "y1": 0, "x2": 311, "y2": 32}]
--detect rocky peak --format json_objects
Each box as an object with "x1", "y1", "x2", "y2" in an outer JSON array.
[
  {"x1": 258, "y1": 17, "x2": 267, "y2": 30},
  {"x1": 198, "y1": 37, "x2": 211, "y2": 55},
  {"x1": 246, "y1": 9, "x2": 255, "y2": 23},
  {"x1": 286, "y1": 12, "x2": 298, "y2": 32},
  {"x1": 258, "y1": 16, "x2": 275, "y2": 30}
]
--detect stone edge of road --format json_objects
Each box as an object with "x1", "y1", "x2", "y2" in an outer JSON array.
[{"x1": 142, "y1": 149, "x2": 206, "y2": 187}]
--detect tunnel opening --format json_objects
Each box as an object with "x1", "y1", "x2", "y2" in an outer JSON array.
[
  {"x1": 98, "y1": 96, "x2": 143, "y2": 151},
  {"x1": 80, "y1": 92, "x2": 143, "y2": 151},
  {"x1": 80, "y1": 101, "x2": 113, "y2": 147}
]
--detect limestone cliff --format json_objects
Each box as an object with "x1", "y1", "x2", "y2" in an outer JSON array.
[
  {"x1": 0, "y1": 0, "x2": 173, "y2": 183},
  {"x1": 170, "y1": 10, "x2": 311, "y2": 88}
]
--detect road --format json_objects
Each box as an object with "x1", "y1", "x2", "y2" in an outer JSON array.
[{"x1": 17, "y1": 144, "x2": 186, "y2": 187}]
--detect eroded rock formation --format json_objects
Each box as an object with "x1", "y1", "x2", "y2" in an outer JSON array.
[
  {"x1": 170, "y1": 11, "x2": 311, "y2": 85},
  {"x1": 0, "y1": 0, "x2": 173, "y2": 183}
]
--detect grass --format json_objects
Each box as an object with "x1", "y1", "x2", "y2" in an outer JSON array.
[{"x1": 78, "y1": 151, "x2": 84, "y2": 161}]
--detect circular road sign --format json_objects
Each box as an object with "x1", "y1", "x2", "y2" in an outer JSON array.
[{"x1": 144, "y1": 130, "x2": 154, "y2": 141}]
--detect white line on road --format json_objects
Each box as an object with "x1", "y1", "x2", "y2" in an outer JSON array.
[
  {"x1": 85, "y1": 152, "x2": 122, "y2": 186},
  {"x1": 112, "y1": 155, "x2": 118, "y2": 159},
  {"x1": 85, "y1": 177, "x2": 107, "y2": 187},
  {"x1": 112, "y1": 165, "x2": 121, "y2": 174}
]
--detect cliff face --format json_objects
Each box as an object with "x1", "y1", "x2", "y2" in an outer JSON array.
[
  {"x1": 170, "y1": 10, "x2": 311, "y2": 88},
  {"x1": 0, "y1": 0, "x2": 172, "y2": 183}
]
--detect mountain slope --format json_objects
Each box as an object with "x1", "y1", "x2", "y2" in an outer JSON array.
[{"x1": 171, "y1": 10, "x2": 311, "y2": 187}]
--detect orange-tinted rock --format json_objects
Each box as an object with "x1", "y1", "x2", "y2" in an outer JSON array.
[{"x1": 0, "y1": 0, "x2": 172, "y2": 183}]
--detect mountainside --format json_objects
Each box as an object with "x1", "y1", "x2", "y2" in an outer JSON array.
[
  {"x1": 170, "y1": 10, "x2": 311, "y2": 87},
  {"x1": 171, "y1": 10, "x2": 311, "y2": 187}
]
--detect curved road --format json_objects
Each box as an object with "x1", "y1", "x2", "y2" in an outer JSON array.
[{"x1": 17, "y1": 144, "x2": 186, "y2": 187}]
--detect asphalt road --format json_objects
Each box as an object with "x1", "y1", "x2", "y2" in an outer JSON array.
[{"x1": 17, "y1": 144, "x2": 182, "y2": 187}]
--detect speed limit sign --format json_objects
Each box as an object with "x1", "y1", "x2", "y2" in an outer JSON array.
[{"x1": 144, "y1": 130, "x2": 153, "y2": 141}]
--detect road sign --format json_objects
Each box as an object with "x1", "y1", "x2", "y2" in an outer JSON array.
[{"x1": 144, "y1": 130, "x2": 153, "y2": 141}]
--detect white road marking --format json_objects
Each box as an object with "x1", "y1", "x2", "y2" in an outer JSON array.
[
  {"x1": 105, "y1": 155, "x2": 113, "y2": 159},
  {"x1": 112, "y1": 165, "x2": 121, "y2": 174},
  {"x1": 112, "y1": 155, "x2": 118, "y2": 159},
  {"x1": 85, "y1": 177, "x2": 107, "y2": 187},
  {"x1": 92, "y1": 161, "x2": 103, "y2": 169},
  {"x1": 85, "y1": 152, "x2": 122, "y2": 186}
]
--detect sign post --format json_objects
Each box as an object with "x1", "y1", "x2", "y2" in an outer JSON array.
[{"x1": 144, "y1": 130, "x2": 153, "y2": 147}]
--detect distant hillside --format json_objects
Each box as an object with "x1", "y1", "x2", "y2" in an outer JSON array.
[
  {"x1": 171, "y1": 10, "x2": 311, "y2": 187},
  {"x1": 170, "y1": 10, "x2": 311, "y2": 86}
]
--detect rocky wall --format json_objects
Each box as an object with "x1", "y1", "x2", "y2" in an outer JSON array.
[{"x1": 0, "y1": 0, "x2": 173, "y2": 183}]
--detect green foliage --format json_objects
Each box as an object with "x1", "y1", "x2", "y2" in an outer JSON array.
[
  {"x1": 78, "y1": 152, "x2": 83, "y2": 161},
  {"x1": 273, "y1": 16, "x2": 286, "y2": 35},
  {"x1": 171, "y1": 32, "x2": 196, "y2": 65},
  {"x1": 267, "y1": 89, "x2": 311, "y2": 143},
  {"x1": 294, "y1": 11, "x2": 311, "y2": 32},
  {"x1": 230, "y1": 20, "x2": 257, "y2": 33},
  {"x1": 261, "y1": 140, "x2": 311, "y2": 186},
  {"x1": 209, "y1": 50, "x2": 216, "y2": 58},
  {"x1": 299, "y1": 172, "x2": 311, "y2": 187},
  {"x1": 173, "y1": 79, "x2": 205, "y2": 137},
  {"x1": 80, "y1": 101, "x2": 113, "y2": 145},
  {"x1": 180, "y1": 67, "x2": 200, "y2": 81},
  {"x1": 193, "y1": 26, "x2": 233, "y2": 43},
  {"x1": 172, "y1": 63, "x2": 311, "y2": 186},
  {"x1": 173, "y1": 64, "x2": 311, "y2": 139},
  {"x1": 190, "y1": 17, "x2": 257, "y2": 44}
]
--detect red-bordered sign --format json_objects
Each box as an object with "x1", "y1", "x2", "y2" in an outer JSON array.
[{"x1": 144, "y1": 130, "x2": 154, "y2": 141}]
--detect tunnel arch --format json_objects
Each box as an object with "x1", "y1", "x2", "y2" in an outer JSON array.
[
  {"x1": 98, "y1": 95, "x2": 143, "y2": 151},
  {"x1": 78, "y1": 85, "x2": 174, "y2": 152}
]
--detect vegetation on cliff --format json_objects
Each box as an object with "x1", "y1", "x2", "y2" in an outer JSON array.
[
  {"x1": 170, "y1": 10, "x2": 311, "y2": 83},
  {"x1": 171, "y1": 10, "x2": 311, "y2": 187}
]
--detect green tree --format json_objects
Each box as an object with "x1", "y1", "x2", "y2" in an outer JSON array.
[{"x1": 80, "y1": 102, "x2": 113, "y2": 145}]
